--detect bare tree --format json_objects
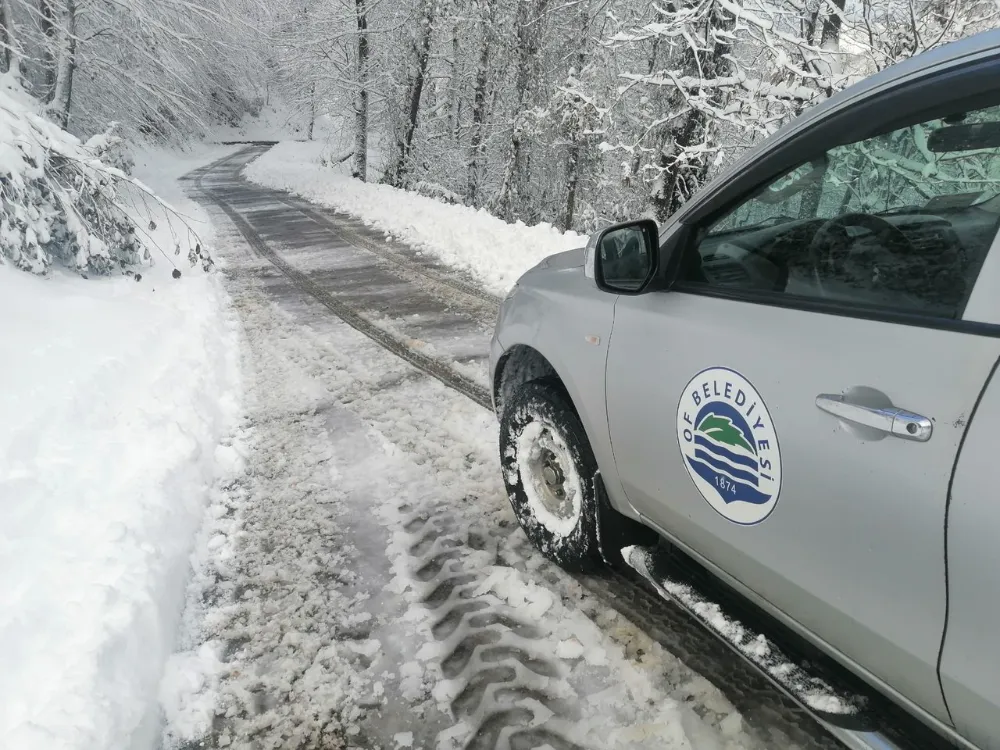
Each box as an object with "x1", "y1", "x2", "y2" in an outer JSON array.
[
  {"x1": 383, "y1": 0, "x2": 436, "y2": 186},
  {"x1": 39, "y1": 0, "x2": 57, "y2": 97},
  {"x1": 48, "y1": 0, "x2": 75, "y2": 127},
  {"x1": 353, "y1": 0, "x2": 369, "y2": 180},
  {"x1": 466, "y1": 0, "x2": 496, "y2": 205},
  {"x1": 493, "y1": 0, "x2": 550, "y2": 221},
  {"x1": 0, "y1": 0, "x2": 15, "y2": 73}
]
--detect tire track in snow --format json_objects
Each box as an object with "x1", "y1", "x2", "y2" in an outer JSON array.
[
  {"x1": 279, "y1": 196, "x2": 501, "y2": 311},
  {"x1": 188, "y1": 150, "x2": 599, "y2": 750},
  {"x1": 209, "y1": 191, "x2": 492, "y2": 409},
  {"x1": 184, "y1": 146, "x2": 842, "y2": 750},
  {"x1": 193, "y1": 268, "x2": 766, "y2": 750},
  {"x1": 394, "y1": 500, "x2": 586, "y2": 750},
  {"x1": 190, "y1": 147, "x2": 501, "y2": 326},
  {"x1": 192, "y1": 147, "x2": 492, "y2": 409}
]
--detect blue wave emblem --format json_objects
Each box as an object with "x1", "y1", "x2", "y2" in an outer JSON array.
[{"x1": 687, "y1": 402, "x2": 772, "y2": 506}]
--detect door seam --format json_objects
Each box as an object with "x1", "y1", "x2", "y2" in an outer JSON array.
[
  {"x1": 603, "y1": 295, "x2": 632, "y2": 511},
  {"x1": 936, "y1": 352, "x2": 1000, "y2": 726}
]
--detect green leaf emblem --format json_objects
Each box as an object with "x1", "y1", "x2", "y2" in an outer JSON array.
[{"x1": 697, "y1": 414, "x2": 756, "y2": 455}]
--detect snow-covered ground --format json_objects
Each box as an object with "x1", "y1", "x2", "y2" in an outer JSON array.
[
  {"x1": 0, "y1": 145, "x2": 242, "y2": 750},
  {"x1": 161, "y1": 222, "x2": 763, "y2": 750},
  {"x1": 0, "y1": 136, "x2": 828, "y2": 750},
  {"x1": 210, "y1": 102, "x2": 312, "y2": 143},
  {"x1": 244, "y1": 141, "x2": 587, "y2": 296},
  {"x1": 156, "y1": 145, "x2": 835, "y2": 750}
]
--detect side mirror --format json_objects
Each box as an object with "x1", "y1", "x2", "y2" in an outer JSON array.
[{"x1": 584, "y1": 219, "x2": 659, "y2": 294}]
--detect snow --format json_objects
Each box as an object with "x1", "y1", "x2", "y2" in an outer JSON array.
[
  {"x1": 210, "y1": 101, "x2": 312, "y2": 143},
  {"x1": 160, "y1": 210, "x2": 764, "y2": 749},
  {"x1": 622, "y1": 545, "x2": 864, "y2": 719},
  {"x1": 243, "y1": 140, "x2": 588, "y2": 295},
  {"x1": 0, "y1": 79, "x2": 144, "y2": 274},
  {"x1": 0, "y1": 145, "x2": 242, "y2": 750},
  {"x1": 158, "y1": 642, "x2": 226, "y2": 736}
]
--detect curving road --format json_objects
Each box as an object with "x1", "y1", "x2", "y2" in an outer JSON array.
[{"x1": 180, "y1": 144, "x2": 852, "y2": 750}]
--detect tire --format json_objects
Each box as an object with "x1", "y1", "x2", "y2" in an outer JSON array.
[{"x1": 499, "y1": 379, "x2": 603, "y2": 572}]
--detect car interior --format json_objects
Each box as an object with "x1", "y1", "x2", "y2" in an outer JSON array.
[{"x1": 681, "y1": 105, "x2": 1000, "y2": 319}]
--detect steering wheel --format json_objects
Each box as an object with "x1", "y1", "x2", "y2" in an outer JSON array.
[{"x1": 807, "y1": 213, "x2": 915, "y2": 297}]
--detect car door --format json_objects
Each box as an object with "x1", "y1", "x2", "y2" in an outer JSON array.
[
  {"x1": 605, "y1": 95, "x2": 1000, "y2": 724},
  {"x1": 939, "y1": 343, "x2": 1000, "y2": 748}
]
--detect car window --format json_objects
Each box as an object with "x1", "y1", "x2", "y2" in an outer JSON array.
[{"x1": 678, "y1": 102, "x2": 1000, "y2": 320}]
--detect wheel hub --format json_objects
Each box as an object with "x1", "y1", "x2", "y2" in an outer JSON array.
[{"x1": 529, "y1": 435, "x2": 572, "y2": 519}]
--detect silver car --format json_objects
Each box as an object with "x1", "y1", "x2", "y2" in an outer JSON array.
[{"x1": 491, "y1": 28, "x2": 1000, "y2": 750}]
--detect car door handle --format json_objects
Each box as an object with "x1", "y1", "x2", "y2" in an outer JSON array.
[{"x1": 815, "y1": 394, "x2": 933, "y2": 442}]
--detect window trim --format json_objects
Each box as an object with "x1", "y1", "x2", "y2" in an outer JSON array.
[
  {"x1": 661, "y1": 55, "x2": 1000, "y2": 337},
  {"x1": 667, "y1": 278, "x2": 1000, "y2": 338}
]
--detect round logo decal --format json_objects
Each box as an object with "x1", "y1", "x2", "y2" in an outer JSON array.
[{"x1": 676, "y1": 367, "x2": 781, "y2": 525}]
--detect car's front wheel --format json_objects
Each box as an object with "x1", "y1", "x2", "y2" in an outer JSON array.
[{"x1": 499, "y1": 379, "x2": 603, "y2": 571}]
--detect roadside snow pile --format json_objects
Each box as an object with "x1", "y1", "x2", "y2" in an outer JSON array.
[
  {"x1": 0, "y1": 83, "x2": 148, "y2": 275},
  {"x1": 0, "y1": 149, "x2": 242, "y2": 750},
  {"x1": 244, "y1": 141, "x2": 587, "y2": 295}
]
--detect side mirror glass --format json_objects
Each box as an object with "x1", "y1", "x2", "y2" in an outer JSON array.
[{"x1": 586, "y1": 219, "x2": 659, "y2": 294}]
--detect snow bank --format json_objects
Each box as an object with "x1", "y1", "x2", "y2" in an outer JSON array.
[
  {"x1": 0, "y1": 146, "x2": 242, "y2": 750},
  {"x1": 244, "y1": 141, "x2": 588, "y2": 295}
]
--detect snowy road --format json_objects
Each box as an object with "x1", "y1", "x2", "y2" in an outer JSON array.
[{"x1": 165, "y1": 144, "x2": 846, "y2": 750}]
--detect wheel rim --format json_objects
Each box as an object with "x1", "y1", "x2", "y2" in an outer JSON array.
[
  {"x1": 515, "y1": 419, "x2": 584, "y2": 536},
  {"x1": 529, "y1": 438, "x2": 572, "y2": 519}
]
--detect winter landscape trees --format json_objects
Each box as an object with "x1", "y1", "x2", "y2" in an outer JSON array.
[
  {"x1": 264, "y1": 0, "x2": 997, "y2": 231},
  {"x1": 0, "y1": 0, "x2": 996, "y2": 278},
  {"x1": 0, "y1": 0, "x2": 267, "y2": 274}
]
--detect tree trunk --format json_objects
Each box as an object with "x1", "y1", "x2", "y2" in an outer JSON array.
[
  {"x1": 49, "y1": 0, "x2": 77, "y2": 128},
  {"x1": 561, "y1": 7, "x2": 589, "y2": 231},
  {"x1": 466, "y1": 0, "x2": 495, "y2": 206},
  {"x1": 814, "y1": 0, "x2": 846, "y2": 94},
  {"x1": 40, "y1": 0, "x2": 57, "y2": 100},
  {"x1": 307, "y1": 82, "x2": 316, "y2": 141},
  {"x1": 0, "y1": 0, "x2": 13, "y2": 73},
  {"x1": 563, "y1": 141, "x2": 580, "y2": 230},
  {"x1": 626, "y1": 36, "x2": 660, "y2": 187},
  {"x1": 652, "y1": 110, "x2": 703, "y2": 221},
  {"x1": 494, "y1": 0, "x2": 549, "y2": 221},
  {"x1": 448, "y1": 21, "x2": 460, "y2": 142},
  {"x1": 403, "y1": 13, "x2": 431, "y2": 159},
  {"x1": 819, "y1": 0, "x2": 846, "y2": 46},
  {"x1": 352, "y1": 0, "x2": 369, "y2": 181},
  {"x1": 383, "y1": 0, "x2": 435, "y2": 187},
  {"x1": 650, "y1": 2, "x2": 732, "y2": 221}
]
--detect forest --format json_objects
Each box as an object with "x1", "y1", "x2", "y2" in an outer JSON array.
[{"x1": 0, "y1": 0, "x2": 996, "y2": 241}]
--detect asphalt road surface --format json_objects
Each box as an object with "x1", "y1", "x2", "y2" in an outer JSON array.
[{"x1": 179, "y1": 144, "x2": 848, "y2": 750}]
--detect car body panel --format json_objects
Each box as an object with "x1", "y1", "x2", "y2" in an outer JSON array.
[
  {"x1": 605, "y1": 285, "x2": 1000, "y2": 723},
  {"x1": 491, "y1": 253, "x2": 632, "y2": 516},
  {"x1": 940, "y1": 362, "x2": 1000, "y2": 750}
]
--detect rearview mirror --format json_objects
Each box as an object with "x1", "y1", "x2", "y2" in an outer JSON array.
[
  {"x1": 927, "y1": 122, "x2": 1000, "y2": 152},
  {"x1": 585, "y1": 219, "x2": 659, "y2": 294}
]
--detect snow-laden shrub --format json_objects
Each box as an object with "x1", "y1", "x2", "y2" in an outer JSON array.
[
  {"x1": 0, "y1": 88, "x2": 148, "y2": 275},
  {"x1": 412, "y1": 180, "x2": 464, "y2": 206},
  {"x1": 84, "y1": 123, "x2": 135, "y2": 176},
  {"x1": 319, "y1": 143, "x2": 355, "y2": 169}
]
